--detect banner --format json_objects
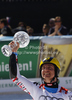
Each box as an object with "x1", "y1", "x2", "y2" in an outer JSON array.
[
  {"x1": 38, "y1": 36, "x2": 72, "y2": 77},
  {"x1": 0, "y1": 36, "x2": 72, "y2": 79}
]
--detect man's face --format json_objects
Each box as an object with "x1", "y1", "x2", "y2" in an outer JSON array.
[
  {"x1": 41, "y1": 63, "x2": 55, "y2": 83},
  {"x1": 49, "y1": 21, "x2": 55, "y2": 28},
  {"x1": 42, "y1": 27, "x2": 48, "y2": 34},
  {"x1": 0, "y1": 22, "x2": 4, "y2": 29},
  {"x1": 0, "y1": 22, "x2": 2, "y2": 29},
  {"x1": 55, "y1": 18, "x2": 62, "y2": 27}
]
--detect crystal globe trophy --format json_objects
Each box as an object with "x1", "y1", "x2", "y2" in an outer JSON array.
[{"x1": 1, "y1": 31, "x2": 30, "y2": 57}]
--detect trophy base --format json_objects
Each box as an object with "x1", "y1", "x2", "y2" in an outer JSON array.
[{"x1": 1, "y1": 45, "x2": 12, "y2": 57}]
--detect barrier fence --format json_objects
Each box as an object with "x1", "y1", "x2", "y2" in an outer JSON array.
[{"x1": 0, "y1": 77, "x2": 72, "y2": 93}]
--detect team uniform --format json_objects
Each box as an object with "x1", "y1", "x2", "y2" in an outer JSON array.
[{"x1": 9, "y1": 53, "x2": 72, "y2": 100}]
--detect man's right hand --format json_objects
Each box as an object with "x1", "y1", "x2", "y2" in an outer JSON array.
[
  {"x1": 8, "y1": 41, "x2": 19, "y2": 53},
  {"x1": 55, "y1": 25, "x2": 59, "y2": 33}
]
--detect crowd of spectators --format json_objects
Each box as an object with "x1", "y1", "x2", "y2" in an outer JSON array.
[
  {"x1": 0, "y1": 16, "x2": 72, "y2": 37},
  {"x1": 0, "y1": 18, "x2": 34, "y2": 37},
  {"x1": 42, "y1": 16, "x2": 69, "y2": 36}
]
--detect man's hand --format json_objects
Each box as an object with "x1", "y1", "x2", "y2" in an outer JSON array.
[
  {"x1": 9, "y1": 41, "x2": 19, "y2": 52},
  {"x1": 55, "y1": 25, "x2": 59, "y2": 33}
]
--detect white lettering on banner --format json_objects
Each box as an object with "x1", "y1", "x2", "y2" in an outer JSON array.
[
  {"x1": 29, "y1": 61, "x2": 32, "y2": 70},
  {"x1": 0, "y1": 83, "x2": 17, "y2": 88},
  {"x1": 0, "y1": 61, "x2": 32, "y2": 72},
  {"x1": 2, "y1": 62, "x2": 4, "y2": 71},
  {"x1": 29, "y1": 45, "x2": 47, "y2": 50},
  {"x1": 29, "y1": 46, "x2": 40, "y2": 49},
  {"x1": 18, "y1": 63, "x2": 22, "y2": 71},
  {"x1": 19, "y1": 61, "x2": 32, "y2": 71},
  {"x1": 5, "y1": 64, "x2": 9, "y2": 71},
  {"x1": 0, "y1": 62, "x2": 9, "y2": 72},
  {"x1": 23, "y1": 63, "x2": 28, "y2": 70},
  {"x1": 65, "y1": 80, "x2": 72, "y2": 84},
  {"x1": 17, "y1": 51, "x2": 58, "y2": 55}
]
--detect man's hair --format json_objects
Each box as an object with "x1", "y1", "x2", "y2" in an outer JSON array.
[
  {"x1": 18, "y1": 21, "x2": 26, "y2": 28},
  {"x1": 0, "y1": 18, "x2": 7, "y2": 26},
  {"x1": 43, "y1": 24, "x2": 48, "y2": 29},
  {"x1": 55, "y1": 16, "x2": 62, "y2": 22},
  {"x1": 49, "y1": 18, "x2": 55, "y2": 22},
  {"x1": 18, "y1": 22, "x2": 24, "y2": 26}
]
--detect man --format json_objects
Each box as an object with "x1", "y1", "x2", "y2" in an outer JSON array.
[
  {"x1": 26, "y1": 27, "x2": 34, "y2": 36},
  {"x1": 48, "y1": 16, "x2": 68, "y2": 36},
  {"x1": 12, "y1": 22, "x2": 27, "y2": 35},
  {"x1": 9, "y1": 41, "x2": 72, "y2": 100},
  {"x1": 48, "y1": 18, "x2": 55, "y2": 29},
  {"x1": 42, "y1": 24, "x2": 49, "y2": 36},
  {"x1": 0, "y1": 18, "x2": 13, "y2": 36}
]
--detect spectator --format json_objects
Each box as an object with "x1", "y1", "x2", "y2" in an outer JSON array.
[
  {"x1": 48, "y1": 16, "x2": 68, "y2": 36},
  {"x1": 48, "y1": 18, "x2": 55, "y2": 35},
  {"x1": 12, "y1": 21, "x2": 27, "y2": 35},
  {"x1": 48, "y1": 18, "x2": 55, "y2": 29},
  {"x1": 26, "y1": 27, "x2": 34, "y2": 36},
  {"x1": 0, "y1": 18, "x2": 13, "y2": 36},
  {"x1": 6, "y1": 16, "x2": 12, "y2": 30},
  {"x1": 69, "y1": 28, "x2": 72, "y2": 35},
  {"x1": 26, "y1": 26, "x2": 31, "y2": 30},
  {"x1": 42, "y1": 24, "x2": 49, "y2": 36}
]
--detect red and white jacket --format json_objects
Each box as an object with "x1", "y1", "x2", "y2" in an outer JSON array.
[{"x1": 9, "y1": 53, "x2": 72, "y2": 100}]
